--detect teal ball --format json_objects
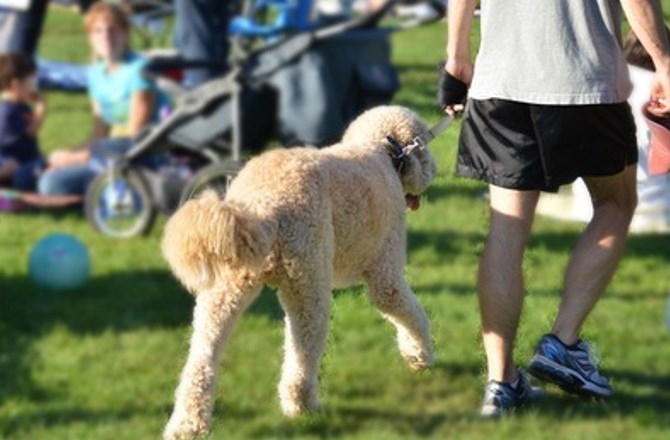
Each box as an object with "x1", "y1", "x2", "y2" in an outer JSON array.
[{"x1": 29, "y1": 234, "x2": 90, "y2": 291}]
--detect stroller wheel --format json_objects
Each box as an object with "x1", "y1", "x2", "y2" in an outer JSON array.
[
  {"x1": 85, "y1": 169, "x2": 156, "y2": 238},
  {"x1": 179, "y1": 161, "x2": 244, "y2": 206}
]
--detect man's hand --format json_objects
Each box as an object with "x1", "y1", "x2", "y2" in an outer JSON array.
[
  {"x1": 438, "y1": 60, "x2": 473, "y2": 117},
  {"x1": 649, "y1": 66, "x2": 670, "y2": 116},
  {"x1": 620, "y1": 0, "x2": 670, "y2": 116}
]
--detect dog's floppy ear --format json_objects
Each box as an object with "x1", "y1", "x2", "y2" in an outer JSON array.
[{"x1": 399, "y1": 145, "x2": 437, "y2": 195}]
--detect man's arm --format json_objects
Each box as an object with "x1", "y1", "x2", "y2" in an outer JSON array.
[
  {"x1": 620, "y1": 0, "x2": 670, "y2": 114},
  {"x1": 442, "y1": 0, "x2": 478, "y2": 115},
  {"x1": 446, "y1": 0, "x2": 478, "y2": 80}
]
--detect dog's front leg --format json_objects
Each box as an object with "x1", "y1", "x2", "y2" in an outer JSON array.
[
  {"x1": 164, "y1": 288, "x2": 260, "y2": 440},
  {"x1": 364, "y1": 269, "x2": 434, "y2": 370},
  {"x1": 276, "y1": 282, "x2": 331, "y2": 417}
]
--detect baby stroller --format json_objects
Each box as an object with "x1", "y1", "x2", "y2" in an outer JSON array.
[{"x1": 84, "y1": 1, "x2": 439, "y2": 238}]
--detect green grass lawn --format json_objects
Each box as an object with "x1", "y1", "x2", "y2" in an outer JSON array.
[{"x1": 1, "y1": 5, "x2": 670, "y2": 440}]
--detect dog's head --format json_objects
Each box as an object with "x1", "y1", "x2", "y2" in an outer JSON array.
[{"x1": 342, "y1": 106, "x2": 437, "y2": 209}]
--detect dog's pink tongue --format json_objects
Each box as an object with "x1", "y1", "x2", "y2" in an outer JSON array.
[{"x1": 406, "y1": 195, "x2": 420, "y2": 211}]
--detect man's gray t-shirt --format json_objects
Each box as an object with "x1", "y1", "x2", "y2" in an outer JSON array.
[{"x1": 469, "y1": 0, "x2": 633, "y2": 105}]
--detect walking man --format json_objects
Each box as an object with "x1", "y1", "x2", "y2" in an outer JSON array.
[{"x1": 440, "y1": 0, "x2": 670, "y2": 416}]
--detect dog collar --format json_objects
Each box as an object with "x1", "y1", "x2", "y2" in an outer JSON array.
[
  {"x1": 384, "y1": 136, "x2": 407, "y2": 171},
  {"x1": 384, "y1": 115, "x2": 454, "y2": 173}
]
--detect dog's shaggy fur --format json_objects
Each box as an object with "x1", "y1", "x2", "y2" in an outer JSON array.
[{"x1": 162, "y1": 106, "x2": 436, "y2": 439}]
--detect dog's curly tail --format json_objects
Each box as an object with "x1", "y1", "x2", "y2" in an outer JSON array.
[{"x1": 162, "y1": 190, "x2": 277, "y2": 294}]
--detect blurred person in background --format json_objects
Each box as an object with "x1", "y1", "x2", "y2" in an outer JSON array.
[
  {"x1": 173, "y1": 0, "x2": 230, "y2": 87},
  {"x1": 0, "y1": 0, "x2": 49, "y2": 56},
  {"x1": 620, "y1": 28, "x2": 670, "y2": 231},
  {"x1": 0, "y1": 0, "x2": 96, "y2": 57},
  {"x1": 37, "y1": 1, "x2": 166, "y2": 200},
  {"x1": 0, "y1": 53, "x2": 46, "y2": 191}
]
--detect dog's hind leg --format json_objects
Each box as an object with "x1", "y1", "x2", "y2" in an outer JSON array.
[
  {"x1": 364, "y1": 267, "x2": 434, "y2": 371},
  {"x1": 276, "y1": 275, "x2": 331, "y2": 417},
  {"x1": 164, "y1": 285, "x2": 262, "y2": 440}
]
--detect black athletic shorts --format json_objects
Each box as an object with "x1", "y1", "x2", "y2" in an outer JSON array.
[{"x1": 457, "y1": 98, "x2": 638, "y2": 192}]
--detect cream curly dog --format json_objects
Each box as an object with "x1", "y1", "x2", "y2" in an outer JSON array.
[{"x1": 162, "y1": 106, "x2": 437, "y2": 439}]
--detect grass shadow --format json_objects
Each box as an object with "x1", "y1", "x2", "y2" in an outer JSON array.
[
  {"x1": 0, "y1": 269, "x2": 285, "y2": 408},
  {"x1": 244, "y1": 360, "x2": 483, "y2": 439},
  {"x1": 533, "y1": 368, "x2": 670, "y2": 428},
  {"x1": 408, "y1": 228, "x2": 484, "y2": 259},
  {"x1": 0, "y1": 406, "x2": 149, "y2": 438}
]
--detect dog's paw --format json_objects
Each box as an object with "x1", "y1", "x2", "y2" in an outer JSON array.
[
  {"x1": 397, "y1": 330, "x2": 434, "y2": 371},
  {"x1": 280, "y1": 399, "x2": 322, "y2": 418},
  {"x1": 404, "y1": 352, "x2": 434, "y2": 371},
  {"x1": 278, "y1": 382, "x2": 321, "y2": 417},
  {"x1": 163, "y1": 412, "x2": 209, "y2": 440},
  {"x1": 399, "y1": 340, "x2": 434, "y2": 370}
]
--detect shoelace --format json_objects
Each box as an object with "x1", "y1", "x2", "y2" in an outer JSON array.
[{"x1": 572, "y1": 340, "x2": 607, "y2": 382}]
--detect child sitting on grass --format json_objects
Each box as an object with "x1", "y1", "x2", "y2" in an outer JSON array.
[{"x1": 0, "y1": 53, "x2": 46, "y2": 192}]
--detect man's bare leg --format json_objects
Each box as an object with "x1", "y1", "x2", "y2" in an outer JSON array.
[
  {"x1": 479, "y1": 185, "x2": 540, "y2": 383},
  {"x1": 527, "y1": 165, "x2": 636, "y2": 399},
  {"x1": 552, "y1": 164, "x2": 637, "y2": 344}
]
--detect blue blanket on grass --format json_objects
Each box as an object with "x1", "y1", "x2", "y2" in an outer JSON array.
[{"x1": 37, "y1": 59, "x2": 88, "y2": 91}]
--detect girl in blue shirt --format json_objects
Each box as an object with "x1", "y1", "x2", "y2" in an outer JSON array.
[{"x1": 38, "y1": 2, "x2": 165, "y2": 198}]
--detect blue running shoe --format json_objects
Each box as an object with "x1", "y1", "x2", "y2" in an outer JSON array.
[
  {"x1": 481, "y1": 370, "x2": 541, "y2": 418},
  {"x1": 527, "y1": 334, "x2": 612, "y2": 398}
]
